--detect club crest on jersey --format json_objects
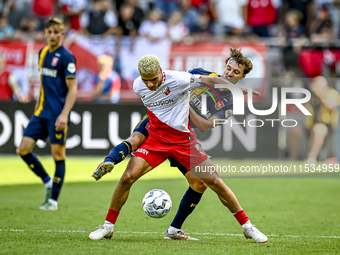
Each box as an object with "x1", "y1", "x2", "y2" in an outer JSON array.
[
  {"x1": 51, "y1": 57, "x2": 59, "y2": 66},
  {"x1": 215, "y1": 100, "x2": 224, "y2": 110},
  {"x1": 162, "y1": 86, "x2": 170, "y2": 95}
]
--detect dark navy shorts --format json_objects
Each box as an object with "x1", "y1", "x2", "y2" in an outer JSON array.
[{"x1": 23, "y1": 115, "x2": 69, "y2": 145}]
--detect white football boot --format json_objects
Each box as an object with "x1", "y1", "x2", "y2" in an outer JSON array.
[
  {"x1": 242, "y1": 221, "x2": 268, "y2": 243},
  {"x1": 89, "y1": 223, "x2": 114, "y2": 240}
]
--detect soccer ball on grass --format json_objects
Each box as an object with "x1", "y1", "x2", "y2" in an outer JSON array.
[{"x1": 142, "y1": 189, "x2": 172, "y2": 218}]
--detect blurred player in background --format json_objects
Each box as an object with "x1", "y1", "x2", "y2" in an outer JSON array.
[
  {"x1": 305, "y1": 76, "x2": 340, "y2": 164},
  {"x1": 89, "y1": 52, "x2": 268, "y2": 243},
  {"x1": 16, "y1": 18, "x2": 78, "y2": 211},
  {"x1": 0, "y1": 52, "x2": 30, "y2": 103}
]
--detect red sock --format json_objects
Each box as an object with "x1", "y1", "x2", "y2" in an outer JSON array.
[
  {"x1": 233, "y1": 209, "x2": 249, "y2": 225},
  {"x1": 105, "y1": 209, "x2": 120, "y2": 224}
]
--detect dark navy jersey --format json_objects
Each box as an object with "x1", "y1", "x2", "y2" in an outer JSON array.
[
  {"x1": 35, "y1": 45, "x2": 76, "y2": 119},
  {"x1": 188, "y1": 68, "x2": 233, "y2": 121}
]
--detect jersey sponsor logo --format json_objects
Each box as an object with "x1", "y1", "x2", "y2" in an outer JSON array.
[
  {"x1": 162, "y1": 86, "x2": 170, "y2": 95},
  {"x1": 145, "y1": 122, "x2": 150, "y2": 130},
  {"x1": 145, "y1": 98, "x2": 174, "y2": 108},
  {"x1": 51, "y1": 57, "x2": 59, "y2": 66},
  {"x1": 67, "y1": 63, "x2": 76, "y2": 73},
  {"x1": 41, "y1": 67, "x2": 57, "y2": 77},
  {"x1": 136, "y1": 148, "x2": 149, "y2": 155}
]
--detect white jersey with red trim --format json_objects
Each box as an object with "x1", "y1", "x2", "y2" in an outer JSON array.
[{"x1": 133, "y1": 70, "x2": 201, "y2": 133}]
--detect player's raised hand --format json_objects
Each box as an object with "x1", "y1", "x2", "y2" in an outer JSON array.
[{"x1": 239, "y1": 87, "x2": 261, "y2": 97}]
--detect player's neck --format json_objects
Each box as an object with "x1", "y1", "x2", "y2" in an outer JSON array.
[{"x1": 49, "y1": 44, "x2": 62, "y2": 52}]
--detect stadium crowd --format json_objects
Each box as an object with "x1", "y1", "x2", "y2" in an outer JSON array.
[{"x1": 0, "y1": 0, "x2": 339, "y2": 44}]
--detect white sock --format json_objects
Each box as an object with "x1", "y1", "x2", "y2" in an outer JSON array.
[
  {"x1": 105, "y1": 220, "x2": 114, "y2": 226},
  {"x1": 45, "y1": 179, "x2": 53, "y2": 188},
  {"x1": 242, "y1": 220, "x2": 252, "y2": 229},
  {"x1": 168, "y1": 226, "x2": 180, "y2": 234},
  {"x1": 48, "y1": 198, "x2": 58, "y2": 206}
]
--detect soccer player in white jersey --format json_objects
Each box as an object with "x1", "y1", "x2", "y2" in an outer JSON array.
[{"x1": 89, "y1": 55, "x2": 268, "y2": 243}]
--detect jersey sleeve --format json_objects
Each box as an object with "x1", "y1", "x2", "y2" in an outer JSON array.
[
  {"x1": 188, "y1": 68, "x2": 220, "y2": 77},
  {"x1": 176, "y1": 71, "x2": 201, "y2": 93},
  {"x1": 62, "y1": 54, "x2": 77, "y2": 79}
]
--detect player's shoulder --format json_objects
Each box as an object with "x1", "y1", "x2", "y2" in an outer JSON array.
[
  {"x1": 59, "y1": 46, "x2": 75, "y2": 58},
  {"x1": 187, "y1": 67, "x2": 220, "y2": 77}
]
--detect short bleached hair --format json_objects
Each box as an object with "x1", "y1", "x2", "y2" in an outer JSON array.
[{"x1": 138, "y1": 55, "x2": 161, "y2": 74}]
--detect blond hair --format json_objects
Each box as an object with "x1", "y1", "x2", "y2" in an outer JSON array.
[
  {"x1": 138, "y1": 55, "x2": 161, "y2": 74},
  {"x1": 226, "y1": 48, "x2": 253, "y2": 75},
  {"x1": 97, "y1": 54, "x2": 114, "y2": 67},
  {"x1": 45, "y1": 17, "x2": 64, "y2": 31}
]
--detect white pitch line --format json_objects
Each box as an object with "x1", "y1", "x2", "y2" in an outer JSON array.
[{"x1": 0, "y1": 229, "x2": 339, "y2": 239}]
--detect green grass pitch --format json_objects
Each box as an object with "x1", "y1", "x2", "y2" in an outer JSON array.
[{"x1": 0, "y1": 156, "x2": 339, "y2": 254}]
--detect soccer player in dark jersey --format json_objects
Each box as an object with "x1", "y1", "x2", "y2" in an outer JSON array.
[
  {"x1": 16, "y1": 18, "x2": 78, "y2": 211},
  {"x1": 91, "y1": 49, "x2": 267, "y2": 242}
]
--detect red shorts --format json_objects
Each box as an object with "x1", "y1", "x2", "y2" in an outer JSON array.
[{"x1": 132, "y1": 133, "x2": 208, "y2": 171}]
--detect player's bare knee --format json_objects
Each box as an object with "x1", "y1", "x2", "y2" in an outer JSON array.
[
  {"x1": 313, "y1": 123, "x2": 328, "y2": 136},
  {"x1": 16, "y1": 147, "x2": 27, "y2": 156},
  {"x1": 190, "y1": 180, "x2": 208, "y2": 193}
]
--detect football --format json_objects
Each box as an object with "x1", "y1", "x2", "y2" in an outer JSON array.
[{"x1": 142, "y1": 189, "x2": 172, "y2": 218}]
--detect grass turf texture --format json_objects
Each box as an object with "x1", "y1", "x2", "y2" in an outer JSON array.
[{"x1": 0, "y1": 156, "x2": 339, "y2": 254}]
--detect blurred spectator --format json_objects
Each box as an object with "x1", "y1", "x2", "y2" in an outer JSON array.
[
  {"x1": 59, "y1": 0, "x2": 87, "y2": 33},
  {"x1": 31, "y1": 0, "x2": 56, "y2": 30},
  {"x1": 178, "y1": 0, "x2": 199, "y2": 33},
  {"x1": 0, "y1": 14, "x2": 15, "y2": 40},
  {"x1": 80, "y1": 0, "x2": 119, "y2": 37},
  {"x1": 153, "y1": 0, "x2": 178, "y2": 19},
  {"x1": 191, "y1": 10, "x2": 213, "y2": 42},
  {"x1": 138, "y1": 9, "x2": 168, "y2": 43},
  {"x1": 118, "y1": 1, "x2": 144, "y2": 36},
  {"x1": 210, "y1": 0, "x2": 247, "y2": 36},
  {"x1": 246, "y1": 0, "x2": 280, "y2": 37},
  {"x1": 0, "y1": 53, "x2": 30, "y2": 103},
  {"x1": 167, "y1": 11, "x2": 189, "y2": 43},
  {"x1": 282, "y1": 0, "x2": 313, "y2": 33},
  {"x1": 279, "y1": 9, "x2": 306, "y2": 72},
  {"x1": 310, "y1": 5, "x2": 334, "y2": 44},
  {"x1": 14, "y1": 17, "x2": 44, "y2": 41},
  {"x1": 305, "y1": 76, "x2": 340, "y2": 164},
  {"x1": 92, "y1": 54, "x2": 121, "y2": 103}
]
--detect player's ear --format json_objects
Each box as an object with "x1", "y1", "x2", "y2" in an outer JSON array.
[{"x1": 241, "y1": 74, "x2": 246, "y2": 80}]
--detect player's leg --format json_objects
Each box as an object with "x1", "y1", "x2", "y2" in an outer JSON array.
[
  {"x1": 92, "y1": 131, "x2": 146, "y2": 180},
  {"x1": 165, "y1": 163, "x2": 207, "y2": 240},
  {"x1": 16, "y1": 137, "x2": 50, "y2": 185},
  {"x1": 39, "y1": 143, "x2": 66, "y2": 211},
  {"x1": 92, "y1": 114, "x2": 149, "y2": 180},
  {"x1": 193, "y1": 159, "x2": 268, "y2": 243},
  {"x1": 307, "y1": 123, "x2": 328, "y2": 164},
  {"x1": 89, "y1": 156, "x2": 153, "y2": 240},
  {"x1": 16, "y1": 117, "x2": 53, "y2": 207},
  {"x1": 39, "y1": 118, "x2": 68, "y2": 211}
]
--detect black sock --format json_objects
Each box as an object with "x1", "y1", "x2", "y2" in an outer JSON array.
[
  {"x1": 171, "y1": 187, "x2": 203, "y2": 229},
  {"x1": 51, "y1": 160, "x2": 65, "y2": 201},
  {"x1": 21, "y1": 153, "x2": 49, "y2": 182}
]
